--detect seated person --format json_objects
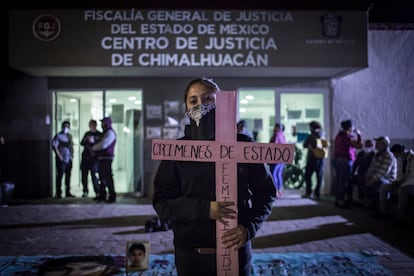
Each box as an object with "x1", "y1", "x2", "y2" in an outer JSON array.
[
  {"x1": 365, "y1": 136, "x2": 397, "y2": 216},
  {"x1": 377, "y1": 144, "x2": 406, "y2": 216},
  {"x1": 351, "y1": 139, "x2": 375, "y2": 206},
  {"x1": 395, "y1": 148, "x2": 414, "y2": 225}
]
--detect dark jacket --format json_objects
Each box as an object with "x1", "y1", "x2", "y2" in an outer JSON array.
[
  {"x1": 352, "y1": 150, "x2": 375, "y2": 178},
  {"x1": 80, "y1": 130, "x2": 102, "y2": 159},
  {"x1": 303, "y1": 130, "x2": 323, "y2": 161},
  {"x1": 152, "y1": 132, "x2": 276, "y2": 249}
]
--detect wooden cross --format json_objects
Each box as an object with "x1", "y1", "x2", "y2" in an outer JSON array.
[{"x1": 152, "y1": 91, "x2": 294, "y2": 276}]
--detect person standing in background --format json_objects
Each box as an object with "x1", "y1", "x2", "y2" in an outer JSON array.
[
  {"x1": 92, "y1": 117, "x2": 117, "y2": 203},
  {"x1": 269, "y1": 123, "x2": 287, "y2": 198},
  {"x1": 52, "y1": 121, "x2": 75, "y2": 198},
  {"x1": 80, "y1": 119, "x2": 102, "y2": 199},
  {"x1": 303, "y1": 121, "x2": 326, "y2": 200},
  {"x1": 237, "y1": 119, "x2": 254, "y2": 140},
  {"x1": 333, "y1": 120, "x2": 362, "y2": 208}
]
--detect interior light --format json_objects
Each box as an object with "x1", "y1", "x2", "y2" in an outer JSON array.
[
  {"x1": 128, "y1": 96, "x2": 137, "y2": 101},
  {"x1": 240, "y1": 99, "x2": 248, "y2": 104},
  {"x1": 134, "y1": 100, "x2": 142, "y2": 105},
  {"x1": 246, "y1": 95, "x2": 254, "y2": 100},
  {"x1": 109, "y1": 98, "x2": 117, "y2": 103},
  {"x1": 239, "y1": 108, "x2": 246, "y2": 113},
  {"x1": 45, "y1": 115, "x2": 51, "y2": 125},
  {"x1": 69, "y1": 98, "x2": 77, "y2": 103}
]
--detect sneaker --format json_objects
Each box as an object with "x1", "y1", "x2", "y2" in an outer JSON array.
[
  {"x1": 82, "y1": 193, "x2": 88, "y2": 198},
  {"x1": 55, "y1": 194, "x2": 62, "y2": 199},
  {"x1": 66, "y1": 193, "x2": 75, "y2": 198},
  {"x1": 302, "y1": 193, "x2": 311, "y2": 198}
]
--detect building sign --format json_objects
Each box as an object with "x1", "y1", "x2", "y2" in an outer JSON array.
[
  {"x1": 32, "y1": 14, "x2": 61, "y2": 42},
  {"x1": 85, "y1": 10, "x2": 290, "y2": 67},
  {"x1": 9, "y1": 9, "x2": 367, "y2": 77}
]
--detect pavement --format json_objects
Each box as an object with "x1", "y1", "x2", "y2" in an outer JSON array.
[{"x1": 1, "y1": 189, "x2": 414, "y2": 275}]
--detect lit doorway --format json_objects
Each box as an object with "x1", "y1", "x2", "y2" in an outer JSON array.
[
  {"x1": 52, "y1": 90, "x2": 143, "y2": 198},
  {"x1": 238, "y1": 89, "x2": 275, "y2": 143},
  {"x1": 237, "y1": 88, "x2": 329, "y2": 193}
]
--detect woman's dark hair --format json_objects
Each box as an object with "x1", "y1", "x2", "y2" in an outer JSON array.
[
  {"x1": 129, "y1": 243, "x2": 146, "y2": 256},
  {"x1": 61, "y1": 120, "x2": 70, "y2": 128},
  {"x1": 340, "y1": 119, "x2": 353, "y2": 131},
  {"x1": 390, "y1": 143, "x2": 405, "y2": 153},
  {"x1": 274, "y1": 123, "x2": 285, "y2": 132},
  {"x1": 309, "y1": 121, "x2": 321, "y2": 131},
  {"x1": 184, "y1": 77, "x2": 220, "y2": 101}
]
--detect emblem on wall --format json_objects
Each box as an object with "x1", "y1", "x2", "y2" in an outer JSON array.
[
  {"x1": 32, "y1": 14, "x2": 61, "y2": 41},
  {"x1": 321, "y1": 14, "x2": 341, "y2": 38}
]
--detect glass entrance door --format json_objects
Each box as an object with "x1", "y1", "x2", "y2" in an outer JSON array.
[
  {"x1": 53, "y1": 93, "x2": 82, "y2": 196},
  {"x1": 237, "y1": 89, "x2": 275, "y2": 143},
  {"x1": 237, "y1": 88, "x2": 329, "y2": 192},
  {"x1": 278, "y1": 90, "x2": 328, "y2": 191},
  {"x1": 105, "y1": 90, "x2": 143, "y2": 196},
  {"x1": 53, "y1": 90, "x2": 143, "y2": 198}
]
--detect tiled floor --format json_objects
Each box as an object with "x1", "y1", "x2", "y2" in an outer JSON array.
[{"x1": 1, "y1": 189, "x2": 413, "y2": 275}]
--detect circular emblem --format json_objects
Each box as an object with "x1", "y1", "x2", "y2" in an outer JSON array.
[{"x1": 32, "y1": 14, "x2": 61, "y2": 42}]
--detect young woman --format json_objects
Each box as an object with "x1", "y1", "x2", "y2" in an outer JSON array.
[
  {"x1": 152, "y1": 78, "x2": 276, "y2": 276},
  {"x1": 269, "y1": 123, "x2": 287, "y2": 198}
]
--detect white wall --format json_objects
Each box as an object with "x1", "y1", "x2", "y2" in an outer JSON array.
[{"x1": 332, "y1": 30, "x2": 414, "y2": 148}]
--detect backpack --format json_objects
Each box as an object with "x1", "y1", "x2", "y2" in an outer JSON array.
[{"x1": 311, "y1": 138, "x2": 329, "y2": 159}]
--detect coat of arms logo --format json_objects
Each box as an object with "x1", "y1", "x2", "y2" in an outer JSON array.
[{"x1": 321, "y1": 14, "x2": 341, "y2": 38}]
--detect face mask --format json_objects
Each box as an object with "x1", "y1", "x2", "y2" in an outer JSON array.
[
  {"x1": 187, "y1": 104, "x2": 215, "y2": 126},
  {"x1": 63, "y1": 127, "x2": 70, "y2": 134},
  {"x1": 186, "y1": 103, "x2": 216, "y2": 140}
]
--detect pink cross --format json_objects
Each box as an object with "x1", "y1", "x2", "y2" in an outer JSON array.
[{"x1": 152, "y1": 91, "x2": 294, "y2": 275}]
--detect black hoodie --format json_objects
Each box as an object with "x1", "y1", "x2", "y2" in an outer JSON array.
[{"x1": 152, "y1": 106, "x2": 276, "y2": 249}]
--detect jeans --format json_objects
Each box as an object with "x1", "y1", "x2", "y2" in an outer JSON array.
[
  {"x1": 304, "y1": 158, "x2": 324, "y2": 196},
  {"x1": 55, "y1": 159, "x2": 72, "y2": 196},
  {"x1": 81, "y1": 158, "x2": 100, "y2": 195},
  {"x1": 333, "y1": 158, "x2": 353, "y2": 202},
  {"x1": 271, "y1": 164, "x2": 285, "y2": 191},
  {"x1": 97, "y1": 159, "x2": 116, "y2": 200}
]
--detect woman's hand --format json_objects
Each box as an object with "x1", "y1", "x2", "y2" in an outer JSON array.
[
  {"x1": 222, "y1": 225, "x2": 247, "y2": 251},
  {"x1": 209, "y1": 201, "x2": 237, "y2": 225}
]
